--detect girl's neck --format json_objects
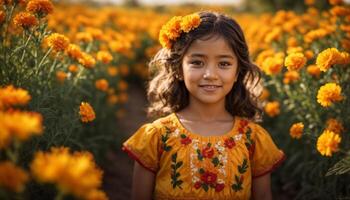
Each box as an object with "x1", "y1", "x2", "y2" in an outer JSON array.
[{"x1": 179, "y1": 98, "x2": 232, "y2": 122}]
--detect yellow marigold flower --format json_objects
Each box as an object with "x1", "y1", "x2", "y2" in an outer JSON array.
[
  {"x1": 264, "y1": 101, "x2": 280, "y2": 117},
  {"x1": 78, "y1": 52, "x2": 96, "y2": 69},
  {"x1": 26, "y1": 0, "x2": 53, "y2": 17},
  {"x1": 66, "y1": 44, "x2": 83, "y2": 60},
  {"x1": 326, "y1": 118, "x2": 344, "y2": 135},
  {"x1": 46, "y1": 33, "x2": 70, "y2": 52},
  {"x1": 0, "y1": 11, "x2": 5, "y2": 24},
  {"x1": 307, "y1": 64, "x2": 321, "y2": 77},
  {"x1": 95, "y1": 79, "x2": 109, "y2": 92},
  {"x1": 56, "y1": 71, "x2": 67, "y2": 83},
  {"x1": 0, "y1": 161, "x2": 29, "y2": 192},
  {"x1": 76, "y1": 32, "x2": 93, "y2": 43},
  {"x1": 68, "y1": 64, "x2": 79, "y2": 74},
  {"x1": 264, "y1": 27, "x2": 282, "y2": 43},
  {"x1": 317, "y1": 130, "x2": 341, "y2": 157},
  {"x1": 0, "y1": 85, "x2": 31, "y2": 109},
  {"x1": 255, "y1": 49, "x2": 275, "y2": 67},
  {"x1": 284, "y1": 52, "x2": 307, "y2": 71},
  {"x1": 79, "y1": 102, "x2": 95, "y2": 123},
  {"x1": 261, "y1": 53, "x2": 284, "y2": 75},
  {"x1": 85, "y1": 189, "x2": 108, "y2": 200},
  {"x1": 317, "y1": 83, "x2": 343, "y2": 107},
  {"x1": 107, "y1": 66, "x2": 118, "y2": 77},
  {"x1": 118, "y1": 80, "x2": 128, "y2": 91},
  {"x1": 316, "y1": 48, "x2": 342, "y2": 72},
  {"x1": 286, "y1": 46, "x2": 303, "y2": 54},
  {"x1": 290, "y1": 122, "x2": 304, "y2": 139},
  {"x1": 180, "y1": 13, "x2": 201, "y2": 33},
  {"x1": 339, "y1": 52, "x2": 350, "y2": 64},
  {"x1": 30, "y1": 147, "x2": 103, "y2": 199},
  {"x1": 96, "y1": 51, "x2": 113, "y2": 64},
  {"x1": 283, "y1": 70, "x2": 300, "y2": 84},
  {"x1": 0, "y1": 110, "x2": 43, "y2": 141},
  {"x1": 85, "y1": 27, "x2": 103, "y2": 40},
  {"x1": 287, "y1": 37, "x2": 298, "y2": 47},
  {"x1": 13, "y1": 12, "x2": 38, "y2": 29}
]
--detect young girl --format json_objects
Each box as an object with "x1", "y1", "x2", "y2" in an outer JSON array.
[{"x1": 122, "y1": 11, "x2": 285, "y2": 200}]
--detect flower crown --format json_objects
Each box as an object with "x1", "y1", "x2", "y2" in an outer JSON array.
[{"x1": 159, "y1": 13, "x2": 201, "y2": 49}]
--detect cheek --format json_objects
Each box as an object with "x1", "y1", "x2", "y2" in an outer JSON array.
[{"x1": 183, "y1": 69, "x2": 203, "y2": 83}]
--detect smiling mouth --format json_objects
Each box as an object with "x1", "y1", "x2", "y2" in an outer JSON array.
[{"x1": 199, "y1": 85, "x2": 222, "y2": 89}]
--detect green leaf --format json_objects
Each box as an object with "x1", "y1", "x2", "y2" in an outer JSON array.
[
  {"x1": 202, "y1": 184, "x2": 209, "y2": 191},
  {"x1": 172, "y1": 153, "x2": 177, "y2": 162},
  {"x1": 176, "y1": 161, "x2": 183, "y2": 168},
  {"x1": 199, "y1": 168, "x2": 205, "y2": 174},
  {"x1": 164, "y1": 146, "x2": 172, "y2": 152},
  {"x1": 180, "y1": 134, "x2": 186, "y2": 138},
  {"x1": 212, "y1": 157, "x2": 219, "y2": 167},
  {"x1": 326, "y1": 156, "x2": 350, "y2": 176}
]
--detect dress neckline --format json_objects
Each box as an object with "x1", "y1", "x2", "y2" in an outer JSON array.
[{"x1": 171, "y1": 112, "x2": 240, "y2": 139}]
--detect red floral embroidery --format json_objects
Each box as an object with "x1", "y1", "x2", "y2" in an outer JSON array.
[
  {"x1": 240, "y1": 119, "x2": 249, "y2": 127},
  {"x1": 194, "y1": 181, "x2": 202, "y2": 189},
  {"x1": 248, "y1": 142, "x2": 255, "y2": 157},
  {"x1": 180, "y1": 134, "x2": 192, "y2": 145},
  {"x1": 224, "y1": 137, "x2": 236, "y2": 149},
  {"x1": 200, "y1": 171, "x2": 217, "y2": 184},
  {"x1": 202, "y1": 146, "x2": 214, "y2": 158},
  {"x1": 215, "y1": 183, "x2": 225, "y2": 192}
]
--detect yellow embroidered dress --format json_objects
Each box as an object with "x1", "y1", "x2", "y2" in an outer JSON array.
[{"x1": 122, "y1": 113, "x2": 285, "y2": 200}]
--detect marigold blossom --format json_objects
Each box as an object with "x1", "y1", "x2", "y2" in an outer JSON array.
[
  {"x1": 46, "y1": 33, "x2": 70, "y2": 52},
  {"x1": 264, "y1": 101, "x2": 280, "y2": 117},
  {"x1": 317, "y1": 130, "x2": 341, "y2": 156},
  {"x1": 26, "y1": 0, "x2": 54, "y2": 17},
  {"x1": 13, "y1": 12, "x2": 38, "y2": 29},
  {"x1": 289, "y1": 122, "x2": 304, "y2": 139},
  {"x1": 317, "y1": 83, "x2": 343, "y2": 107},
  {"x1": 0, "y1": 161, "x2": 29, "y2": 192},
  {"x1": 284, "y1": 52, "x2": 307, "y2": 71},
  {"x1": 79, "y1": 102, "x2": 95, "y2": 123}
]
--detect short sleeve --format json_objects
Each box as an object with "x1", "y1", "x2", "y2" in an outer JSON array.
[
  {"x1": 122, "y1": 123, "x2": 160, "y2": 173},
  {"x1": 249, "y1": 123, "x2": 285, "y2": 178}
]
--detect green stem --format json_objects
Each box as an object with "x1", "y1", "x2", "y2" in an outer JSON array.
[
  {"x1": 36, "y1": 47, "x2": 53, "y2": 75},
  {"x1": 20, "y1": 31, "x2": 34, "y2": 62}
]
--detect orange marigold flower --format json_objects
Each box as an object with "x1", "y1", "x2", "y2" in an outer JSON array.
[
  {"x1": 159, "y1": 16, "x2": 182, "y2": 49},
  {"x1": 0, "y1": 110, "x2": 43, "y2": 141},
  {"x1": 85, "y1": 189, "x2": 108, "y2": 200},
  {"x1": 56, "y1": 70, "x2": 67, "y2": 83},
  {"x1": 180, "y1": 13, "x2": 201, "y2": 33},
  {"x1": 261, "y1": 53, "x2": 284, "y2": 75},
  {"x1": 339, "y1": 52, "x2": 350, "y2": 64},
  {"x1": 107, "y1": 94, "x2": 118, "y2": 105},
  {"x1": 76, "y1": 32, "x2": 93, "y2": 43},
  {"x1": 118, "y1": 80, "x2": 128, "y2": 91},
  {"x1": 305, "y1": 0, "x2": 315, "y2": 5},
  {"x1": 289, "y1": 122, "x2": 304, "y2": 139},
  {"x1": 30, "y1": 147, "x2": 103, "y2": 199},
  {"x1": 316, "y1": 48, "x2": 342, "y2": 72},
  {"x1": 317, "y1": 130, "x2": 341, "y2": 157},
  {"x1": 306, "y1": 64, "x2": 321, "y2": 77},
  {"x1": 68, "y1": 64, "x2": 79, "y2": 74},
  {"x1": 284, "y1": 52, "x2": 307, "y2": 71},
  {"x1": 66, "y1": 44, "x2": 83, "y2": 60},
  {"x1": 329, "y1": 0, "x2": 343, "y2": 5},
  {"x1": 107, "y1": 66, "x2": 118, "y2": 77},
  {"x1": 0, "y1": 161, "x2": 29, "y2": 192},
  {"x1": 326, "y1": 118, "x2": 344, "y2": 135},
  {"x1": 96, "y1": 51, "x2": 113, "y2": 64},
  {"x1": 26, "y1": 0, "x2": 53, "y2": 17},
  {"x1": 286, "y1": 46, "x2": 303, "y2": 54},
  {"x1": 0, "y1": 85, "x2": 31, "y2": 109},
  {"x1": 13, "y1": 12, "x2": 38, "y2": 29},
  {"x1": 317, "y1": 83, "x2": 343, "y2": 107},
  {"x1": 264, "y1": 27, "x2": 282, "y2": 43},
  {"x1": 46, "y1": 33, "x2": 70, "y2": 52},
  {"x1": 330, "y1": 6, "x2": 350, "y2": 16},
  {"x1": 79, "y1": 102, "x2": 95, "y2": 123},
  {"x1": 304, "y1": 50, "x2": 314, "y2": 59},
  {"x1": 258, "y1": 88, "x2": 270, "y2": 101},
  {"x1": 304, "y1": 29, "x2": 329, "y2": 43},
  {"x1": 78, "y1": 52, "x2": 96, "y2": 69},
  {"x1": 283, "y1": 70, "x2": 300, "y2": 84},
  {"x1": 95, "y1": 79, "x2": 109, "y2": 92},
  {"x1": 264, "y1": 101, "x2": 280, "y2": 117},
  {"x1": 0, "y1": 11, "x2": 5, "y2": 24}
]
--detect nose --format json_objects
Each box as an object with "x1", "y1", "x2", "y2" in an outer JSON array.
[{"x1": 203, "y1": 66, "x2": 218, "y2": 80}]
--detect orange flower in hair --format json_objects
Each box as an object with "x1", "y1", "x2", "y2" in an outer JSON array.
[{"x1": 159, "y1": 13, "x2": 201, "y2": 49}]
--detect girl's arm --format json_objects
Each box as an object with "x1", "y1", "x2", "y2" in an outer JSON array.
[
  {"x1": 131, "y1": 162, "x2": 156, "y2": 200},
  {"x1": 251, "y1": 173, "x2": 273, "y2": 200}
]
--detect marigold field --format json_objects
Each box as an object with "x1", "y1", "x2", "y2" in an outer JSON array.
[{"x1": 0, "y1": 0, "x2": 349, "y2": 199}]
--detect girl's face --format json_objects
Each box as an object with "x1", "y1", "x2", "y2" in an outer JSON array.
[{"x1": 181, "y1": 35, "x2": 238, "y2": 107}]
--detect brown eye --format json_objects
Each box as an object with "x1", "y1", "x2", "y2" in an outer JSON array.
[
  {"x1": 219, "y1": 61, "x2": 231, "y2": 68},
  {"x1": 190, "y1": 60, "x2": 204, "y2": 67}
]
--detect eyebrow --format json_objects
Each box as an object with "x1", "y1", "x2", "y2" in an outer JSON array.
[{"x1": 189, "y1": 53, "x2": 235, "y2": 59}]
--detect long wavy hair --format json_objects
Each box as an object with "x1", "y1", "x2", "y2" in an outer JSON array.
[{"x1": 147, "y1": 11, "x2": 263, "y2": 121}]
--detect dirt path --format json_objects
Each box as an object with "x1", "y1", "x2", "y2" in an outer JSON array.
[{"x1": 102, "y1": 82, "x2": 149, "y2": 200}]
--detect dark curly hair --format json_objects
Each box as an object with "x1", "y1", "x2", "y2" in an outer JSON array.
[{"x1": 147, "y1": 11, "x2": 263, "y2": 121}]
